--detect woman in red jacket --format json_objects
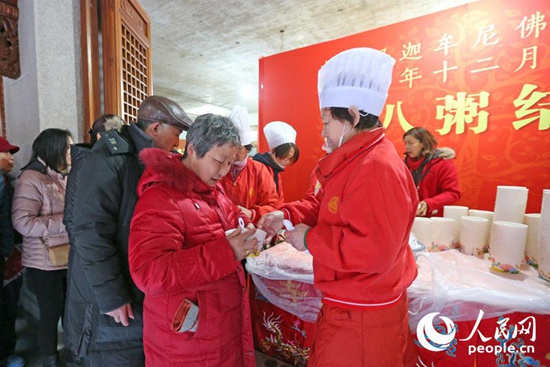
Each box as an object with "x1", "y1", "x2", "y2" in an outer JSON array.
[
  {"x1": 253, "y1": 121, "x2": 300, "y2": 206},
  {"x1": 260, "y1": 48, "x2": 419, "y2": 366},
  {"x1": 220, "y1": 105, "x2": 279, "y2": 223},
  {"x1": 403, "y1": 127, "x2": 461, "y2": 217},
  {"x1": 129, "y1": 114, "x2": 258, "y2": 367}
]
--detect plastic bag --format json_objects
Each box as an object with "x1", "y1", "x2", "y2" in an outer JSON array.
[
  {"x1": 246, "y1": 242, "x2": 321, "y2": 322},
  {"x1": 407, "y1": 250, "x2": 550, "y2": 330}
]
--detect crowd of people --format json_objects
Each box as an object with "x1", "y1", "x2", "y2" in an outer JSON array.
[{"x1": 0, "y1": 47, "x2": 461, "y2": 367}]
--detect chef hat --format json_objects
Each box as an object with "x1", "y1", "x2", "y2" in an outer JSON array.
[
  {"x1": 229, "y1": 105, "x2": 251, "y2": 146},
  {"x1": 264, "y1": 121, "x2": 297, "y2": 151},
  {"x1": 318, "y1": 47, "x2": 395, "y2": 116}
]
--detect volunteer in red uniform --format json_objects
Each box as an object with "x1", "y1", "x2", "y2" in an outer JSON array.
[
  {"x1": 253, "y1": 121, "x2": 299, "y2": 206},
  {"x1": 403, "y1": 127, "x2": 461, "y2": 217},
  {"x1": 220, "y1": 105, "x2": 278, "y2": 223},
  {"x1": 259, "y1": 48, "x2": 419, "y2": 367}
]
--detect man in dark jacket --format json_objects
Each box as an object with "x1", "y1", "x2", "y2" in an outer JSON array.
[
  {"x1": 0, "y1": 137, "x2": 24, "y2": 367},
  {"x1": 65, "y1": 96, "x2": 193, "y2": 367},
  {"x1": 63, "y1": 114, "x2": 124, "y2": 245},
  {"x1": 63, "y1": 114, "x2": 123, "y2": 367}
]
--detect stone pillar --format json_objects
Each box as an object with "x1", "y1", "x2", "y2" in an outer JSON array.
[
  {"x1": 3, "y1": 0, "x2": 82, "y2": 172},
  {"x1": 2, "y1": 0, "x2": 82, "y2": 322}
]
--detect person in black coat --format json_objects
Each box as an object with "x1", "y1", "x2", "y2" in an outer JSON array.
[
  {"x1": 62, "y1": 114, "x2": 123, "y2": 366},
  {"x1": 0, "y1": 137, "x2": 23, "y2": 367},
  {"x1": 64, "y1": 114, "x2": 124, "y2": 241},
  {"x1": 64, "y1": 96, "x2": 193, "y2": 367}
]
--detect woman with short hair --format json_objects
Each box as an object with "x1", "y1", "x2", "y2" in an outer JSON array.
[
  {"x1": 129, "y1": 113, "x2": 257, "y2": 367},
  {"x1": 253, "y1": 121, "x2": 299, "y2": 206}
]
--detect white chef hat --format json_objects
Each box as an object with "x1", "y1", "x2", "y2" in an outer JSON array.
[
  {"x1": 318, "y1": 47, "x2": 395, "y2": 116},
  {"x1": 229, "y1": 105, "x2": 251, "y2": 146},
  {"x1": 264, "y1": 121, "x2": 297, "y2": 151}
]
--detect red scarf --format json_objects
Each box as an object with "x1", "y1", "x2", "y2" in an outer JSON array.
[{"x1": 405, "y1": 155, "x2": 426, "y2": 171}]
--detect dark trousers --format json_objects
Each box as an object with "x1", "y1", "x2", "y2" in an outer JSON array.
[
  {"x1": 25, "y1": 267, "x2": 67, "y2": 357},
  {"x1": 71, "y1": 350, "x2": 145, "y2": 367},
  {"x1": 0, "y1": 274, "x2": 23, "y2": 360}
]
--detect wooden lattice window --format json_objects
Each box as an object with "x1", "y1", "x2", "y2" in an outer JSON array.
[
  {"x1": 100, "y1": 0, "x2": 152, "y2": 125},
  {"x1": 121, "y1": 24, "x2": 149, "y2": 123}
]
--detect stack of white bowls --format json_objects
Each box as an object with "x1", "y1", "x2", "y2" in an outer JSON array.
[
  {"x1": 490, "y1": 221, "x2": 528, "y2": 274},
  {"x1": 459, "y1": 216, "x2": 490, "y2": 256},
  {"x1": 537, "y1": 190, "x2": 550, "y2": 282}
]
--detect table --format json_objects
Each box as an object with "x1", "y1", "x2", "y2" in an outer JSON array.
[{"x1": 246, "y1": 244, "x2": 550, "y2": 366}]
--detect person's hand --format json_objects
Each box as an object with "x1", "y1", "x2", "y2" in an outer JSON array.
[
  {"x1": 226, "y1": 226, "x2": 258, "y2": 261},
  {"x1": 285, "y1": 223, "x2": 310, "y2": 251},
  {"x1": 416, "y1": 201, "x2": 428, "y2": 217},
  {"x1": 257, "y1": 211, "x2": 284, "y2": 238},
  {"x1": 237, "y1": 205, "x2": 252, "y2": 219},
  {"x1": 105, "y1": 303, "x2": 134, "y2": 326}
]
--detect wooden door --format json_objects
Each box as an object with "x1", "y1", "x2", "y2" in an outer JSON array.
[
  {"x1": 102, "y1": 0, "x2": 152, "y2": 124},
  {"x1": 81, "y1": 0, "x2": 152, "y2": 138}
]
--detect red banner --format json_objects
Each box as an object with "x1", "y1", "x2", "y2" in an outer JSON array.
[{"x1": 259, "y1": 0, "x2": 549, "y2": 213}]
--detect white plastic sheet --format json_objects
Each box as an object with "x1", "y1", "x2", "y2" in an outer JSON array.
[
  {"x1": 246, "y1": 242, "x2": 315, "y2": 283},
  {"x1": 246, "y1": 242, "x2": 321, "y2": 322},
  {"x1": 408, "y1": 250, "x2": 550, "y2": 330},
  {"x1": 246, "y1": 236, "x2": 426, "y2": 322},
  {"x1": 247, "y1": 241, "x2": 550, "y2": 328}
]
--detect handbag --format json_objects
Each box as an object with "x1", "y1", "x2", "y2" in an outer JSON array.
[
  {"x1": 3, "y1": 246, "x2": 24, "y2": 280},
  {"x1": 42, "y1": 234, "x2": 70, "y2": 267}
]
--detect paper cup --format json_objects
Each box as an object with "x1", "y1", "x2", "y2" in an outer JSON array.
[
  {"x1": 225, "y1": 228, "x2": 239, "y2": 236},
  {"x1": 225, "y1": 227, "x2": 266, "y2": 254},
  {"x1": 251, "y1": 229, "x2": 267, "y2": 245}
]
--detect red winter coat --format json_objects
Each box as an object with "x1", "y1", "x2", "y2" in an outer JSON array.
[
  {"x1": 404, "y1": 154, "x2": 461, "y2": 217},
  {"x1": 282, "y1": 128, "x2": 418, "y2": 304},
  {"x1": 260, "y1": 164, "x2": 285, "y2": 205},
  {"x1": 252, "y1": 152, "x2": 287, "y2": 206},
  {"x1": 220, "y1": 158, "x2": 279, "y2": 223},
  {"x1": 129, "y1": 148, "x2": 255, "y2": 367}
]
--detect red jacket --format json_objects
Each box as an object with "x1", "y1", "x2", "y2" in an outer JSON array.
[
  {"x1": 129, "y1": 149, "x2": 255, "y2": 367},
  {"x1": 252, "y1": 152, "x2": 286, "y2": 206},
  {"x1": 282, "y1": 128, "x2": 418, "y2": 304},
  {"x1": 404, "y1": 154, "x2": 461, "y2": 217},
  {"x1": 220, "y1": 158, "x2": 279, "y2": 223},
  {"x1": 261, "y1": 164, "x2": 285, "y2": 206}
]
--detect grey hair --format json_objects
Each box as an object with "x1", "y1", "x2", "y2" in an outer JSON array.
[
  {"x1": 183, "y1": 113, "x2": 241, "y2": 158},
  {"x1": 136, "y1": 118, "x2": 155, "y2": 131}
]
